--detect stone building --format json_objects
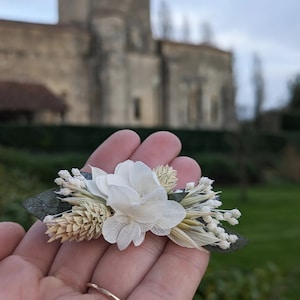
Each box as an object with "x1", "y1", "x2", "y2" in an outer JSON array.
[{"x1": 0, "y1": 0, "x2": 237, "y2": 129}]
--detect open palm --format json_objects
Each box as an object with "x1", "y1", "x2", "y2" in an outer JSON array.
[{"x1": 0, "y1": 130, "x2": 209, "y2": 300}]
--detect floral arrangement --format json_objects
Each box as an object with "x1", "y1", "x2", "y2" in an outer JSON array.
[{"x1": 23, "y1": 160, "x2": 246, "y2": 252}]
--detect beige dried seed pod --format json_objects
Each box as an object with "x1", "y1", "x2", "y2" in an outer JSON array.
[
  {"x1": 154, "y1": 165, "x2": 178, "y2": 193},
  {"x1": 45, "y1": 200, "x2": 112, "y2": 243}
]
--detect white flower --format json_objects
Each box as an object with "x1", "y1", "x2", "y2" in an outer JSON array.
[{"x1": 86, "y1": 160, "x2": 186, "y2": 250}]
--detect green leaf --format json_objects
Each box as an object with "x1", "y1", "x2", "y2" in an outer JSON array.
[
  {"x1": 23, "y1": 188, "x2": 72, "y2": 220},
  {"x1": 168, "y1": 191, "x2": 188, "y2": 202},
  {"x1": 204, "y1": 232, "x2": 248, "y2": 253}
]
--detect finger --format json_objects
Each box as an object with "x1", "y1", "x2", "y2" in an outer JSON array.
[
  {"x1": 81, "y1": 129, "x2": 141, "y2": 173},
  {"x1": 0, "y1": 222, "x2": 25, "y2": 260},
  {"x1": 89, "y1": 153, "x2": 199, "y2": 299},
  {"x1": 48, "y1": 130, "x2": 141, "y2": 290},
  {"x1": 48, "y1": 239, "x2": 110, "y2": 293},
  {"x1": 13, "y1": 221, "x2": 61, "y2": 275},
  {"x1": 129, "y1": 243, "x2": 210, "y2": 300},
  {"x1": 130, "y1": 131, "x2": 182, "y2": 167},
  {"x1": 170, "y1": 156, "x2": 201, "y2": 188},
  {"x1": 88, "y1": 234, "x2": 167, "y2": 299}
]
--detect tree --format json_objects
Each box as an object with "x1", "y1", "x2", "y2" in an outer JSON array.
[
  {"x1": 252, "y1": 52, "x2": 265, "y2": 128},
  {"x1": 287, "y1": 73, "x2": 300, "y2": 109},
  {"x1": 157, "y1": 0, "x2": 173, "y2": 40},
  {"x1": 181, "y1": 16, "x2": 191, "y2": 43},
  {"x1": 199, "y1": 21, "x2": 214, "y2": 45}
]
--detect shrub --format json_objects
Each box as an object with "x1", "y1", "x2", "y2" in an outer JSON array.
[
  {"x1": 280, "y1": 144, "x2": 300, "y2": 182},
  {"x1": 0, "y1": 164, "x2": 41, "y2": 229},
  {"x1": 1, "y1": 125, "x2": 299, "y2": 155},
  {"x1": 0, "y1": 147, "x2": 87, "y2": 229},
  {"x1": 191, "y1": 153, "x2": 263, "y2": 185},
  {"x1": 281, "y1": 111, "x2": 300, "y2": 131},
  {"x1": 194, "y1": 263, "x2": 285, "y2": 300}
]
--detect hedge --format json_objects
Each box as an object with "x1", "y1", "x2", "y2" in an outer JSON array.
[
  {"x1": 281, "y1": 111, "x2": 300, "y2": 131},
  {"x1": 0, "y1": 125, "x2": 299, "y2": 155}
]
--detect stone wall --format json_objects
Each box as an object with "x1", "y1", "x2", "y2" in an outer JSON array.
[
  {"x1": 160, "y1": 41, "x2": 236, "y2": 129},
  {"x1": 0, "y1": 20, "x2": 92, "y2": 124},
  {"x1": 127, "y1": 53, "x2": 161, "y2": 127}
]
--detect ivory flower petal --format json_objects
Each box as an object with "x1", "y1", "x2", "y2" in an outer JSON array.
[
  {"x1": 85, "y1": 166, "x2": 108, "y2": 198},
  {"x1": 103, "y1": 216, "x2": 147, "y2": 250}
]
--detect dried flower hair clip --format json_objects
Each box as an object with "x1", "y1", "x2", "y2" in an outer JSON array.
[{"x1": 23, "y1": 160, "x2": 246, "y2": 252}]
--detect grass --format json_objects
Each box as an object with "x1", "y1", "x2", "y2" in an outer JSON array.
[
  {"x1": 0, "y1": 146, "x2": 299, "y2": 299},
  {"x1": 197, "y1": 183, "x2": 300, "y2": 299},
  {"x1": 209, "y1": 184, "x2": 300, "y2": 269}
]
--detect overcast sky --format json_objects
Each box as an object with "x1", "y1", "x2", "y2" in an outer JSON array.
[{"x1": 0, "y1": 0, "x2": 299, "y2": 118}]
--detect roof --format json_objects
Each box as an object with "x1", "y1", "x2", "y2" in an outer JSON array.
[
  {"x1": 0, "y1": 81, "x2": 67, "y2": 113},
  {"x1": 0, "y1": 19, "x2": 87, "y2": 34},
  {"x1": 157, "y1": 39, "x2": 231, "y2": 55}
]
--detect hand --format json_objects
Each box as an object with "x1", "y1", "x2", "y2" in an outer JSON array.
[{"x1": 0, "y1": 130, "x2": 210, "y2": 300}]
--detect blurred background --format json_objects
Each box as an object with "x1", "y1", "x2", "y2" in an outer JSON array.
[{"x1": 0, "y1": 0, "x2": 299, "y2": 299}]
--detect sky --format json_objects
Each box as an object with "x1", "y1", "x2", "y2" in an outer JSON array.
[{"x1": 0, "y1": 0, "x2": 299, "y2": 119}]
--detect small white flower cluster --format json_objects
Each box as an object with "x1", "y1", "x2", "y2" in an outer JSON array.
[
  {"x1": 182, "y1": 177, "x2": 241, "y2": 250},
  {"x1": 181, "y1": 177, "x2": 217, "y2": 207},
  {"x1": 202, "y1": 201, "x2": 240, "y2": 250},
  {"x1": 54, "y1": 168, "x2": 86, "y2": 196}
]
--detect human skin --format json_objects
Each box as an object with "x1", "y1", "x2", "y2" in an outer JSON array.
[{"x1": 0, "y1": 129, "x2": 210, "y2": 300}]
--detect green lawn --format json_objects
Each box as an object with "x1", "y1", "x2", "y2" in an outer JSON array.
[
  {"x1": 212, "y1": 184, "x2": 299, "y2": 270},
  {"x1": 196, "y1": 183, "x2": 300, "y2": 299}
]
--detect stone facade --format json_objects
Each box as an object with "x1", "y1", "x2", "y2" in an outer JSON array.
[
  {"x1": 0, "y1": 0, "x2": 237, "y2": 129},
  {"x1": 0, "y1": 20, "x2": 91, "y2": 123},
  {"x1": 159, "y1": 41, "x2": 236, "y2": 129}
]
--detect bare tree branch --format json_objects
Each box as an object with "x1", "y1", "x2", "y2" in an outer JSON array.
[
  {"x1": 252, "y1": 52, "x2": 265, "y2": 128},
  {"x1": 157, "y1": 0, "x2": 173, "y2": 40}
]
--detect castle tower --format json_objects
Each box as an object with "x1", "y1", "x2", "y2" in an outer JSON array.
[
  {"x1": 58, "y1": 0, "x2": 91, "y2": 27},
  {"x1": 59, "y1": 0, "x2": 154, "y2": 53},
  {"x1": 58, "y1": 0, "x2": 160, "y2": 126}
]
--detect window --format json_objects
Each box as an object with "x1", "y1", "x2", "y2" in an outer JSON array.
[
  {"x1": 211, "y1": 97, "x2": 219, "y2": 123},
  {"x1": 133, "y1": 97, "x2": 141, "y2": 120},
  {"x1": 188, "y1": 87, "x2": 202, "y2": 126}
]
